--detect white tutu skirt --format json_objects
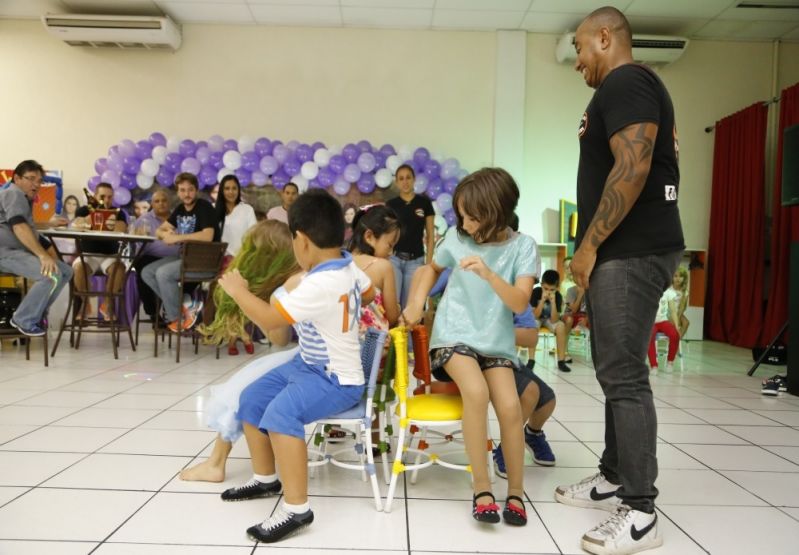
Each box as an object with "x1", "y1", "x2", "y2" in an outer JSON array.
[{"x1": 204, "y1": 346, "x2": 300, "y2": 442}]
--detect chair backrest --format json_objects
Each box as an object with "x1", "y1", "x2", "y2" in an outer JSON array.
[
  {"x1": 411, "y1": 324, "x2": 432, "y2": 386},
  {"x1": 361, "y1": 328, "x2": 388, "y2": 399},
  {"x1": 180, "y1": 241, "x2": 228, "y2": 276}
]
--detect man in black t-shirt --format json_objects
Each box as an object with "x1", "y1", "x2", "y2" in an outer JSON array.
[
  {"x1": 141, "y1": 173, "x2": 219, "y2": 333},
  {"x1": 552, "y1": 7, "x2": 684, "y2": 555}
]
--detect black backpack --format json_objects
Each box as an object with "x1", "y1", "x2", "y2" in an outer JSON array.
[{"x1": 0, "y1": 288, "x2": 22, "y2": 329}]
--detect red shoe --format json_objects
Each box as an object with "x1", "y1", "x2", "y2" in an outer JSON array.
[
  {"x1": 228, "y1": 344, "x2": 239, "y2": 356},
  {"x1": 244, "y1": 342, "x2": 254, "y2": 354}
]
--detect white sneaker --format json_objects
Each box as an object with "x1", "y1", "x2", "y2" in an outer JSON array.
[
  {"x1": 665, "y1": 362, "x2": 674, "y2": 373},
  {"x1": 554, "y1": 472, "x2": 621, "y2": 511},
  {"x1": 582, "y1": 505, "x2": 662, "y2": 555}
]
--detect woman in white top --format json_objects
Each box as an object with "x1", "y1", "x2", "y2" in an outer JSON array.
[{"x1": 216, "y1": 175, "x2": 257, "y2": 257}]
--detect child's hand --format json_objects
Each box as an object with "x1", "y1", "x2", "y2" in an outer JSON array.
[
  {"x1": 459, "y1": 255, "x2": 492, "y2": 280},
  {"x1": 217, "y1": 269, "x2": 249, "y2": 297},
  {"x1": 400, "y1": 307, "x2": 422, "y2": 327}
]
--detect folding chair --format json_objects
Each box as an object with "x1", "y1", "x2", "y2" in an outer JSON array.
[
  {"x1": 153, "y1": 240, "x2": 227, "y2": 363},
  {"x1": 306, "y1": 328, "x2": 388, "y2": 511}
]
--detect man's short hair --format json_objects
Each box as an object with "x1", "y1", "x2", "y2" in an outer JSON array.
[
  {"x1": 288, "y1": 189, "x2": 344, "y2": 249},
  {"x1": 542, "y1": 269, "x2": 560, "y2": 286},
  {"x1": 13, "y1": 160, "x2": 44, "y2": 178},
  {"x1": 174, "y1": 172, "x2": 199, "y2": 189},
  {"x1": 95, "y1": 182, "x2": 114, "y2": 193}
]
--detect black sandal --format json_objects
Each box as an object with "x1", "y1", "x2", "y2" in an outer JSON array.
[
  {"x1": 472, "y1": 491, "x2": 500, "y2": 523},
  {"x1": 503, "y1": 495, "x2": 527, "y2": 526}
]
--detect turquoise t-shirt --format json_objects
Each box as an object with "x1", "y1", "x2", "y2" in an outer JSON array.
[{"x1": 430, "y1": 227, "x2": 538, "y2": 360}]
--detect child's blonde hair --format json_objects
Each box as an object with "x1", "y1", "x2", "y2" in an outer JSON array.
[
  {"x1": 452, "y1": 167, "x2": 519, "y2": 243},
  {"x1": 674, "y1": 265, "x2": 689, "y2": 292}
]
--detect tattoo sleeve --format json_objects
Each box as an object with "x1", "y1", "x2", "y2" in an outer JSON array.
[{"x1": 583, "y1": 121, "x2": 658, "y2": 251}]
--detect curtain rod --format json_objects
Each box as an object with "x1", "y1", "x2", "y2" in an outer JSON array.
[{"x1": 704, "y1": 97, "x2": 781, "y2": 133}]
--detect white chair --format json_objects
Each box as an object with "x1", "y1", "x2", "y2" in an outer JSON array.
[{"x1": 655, "y1": 332, "x2": 684, "y2": 371}]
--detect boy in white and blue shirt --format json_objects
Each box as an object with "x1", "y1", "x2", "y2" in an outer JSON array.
[{"x1": 216, "y1": 189, "x2": 373, "y2": 544}]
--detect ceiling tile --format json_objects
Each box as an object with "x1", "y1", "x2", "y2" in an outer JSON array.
[
  {"x1": 342, "y1": 7, "x2": 432, "y2": 28},
  {"x1": 527, "y1": 0, "x2": 629, "y2": 15},
  {"x1": 729, "y1": 19, "x2": 799, "y2": 39},
  {"x1": 782, "y1": 23, "x2": 799, "y2": 39},
  {"x1": 521, "y1": 11, "x2": 582, "y2": 33},
  {"x1": 625, "y1": 16, "x2": 710, "y2": 37},
  {"x1": 0, "y1": 0, "x2": 67, "y2": 18},
  {"x1": 436, "y1": 0, "x2": 531, "y2": 11},
  {"x1": 716, "y1": 4, "x2": 799, "y2": 22},
  {"x1": 625, "y1": 0, "x2": 734, "y2": 19},
  {"x1": 155, "y1": 0, "x2": 244, "y2": 3},
  {"x1": 342, "y1": 0, "x2": 434, "y2": 7},
  {"x1": 432, "y1": 9, "x2": 525, "y2": 29},
  {"x1": 249, "y1": 4, "x2": 342, "y2": 26},
  {"x1": 62, "y1": 0, "x2": 160, "y2": 11},
  {"x1": 246, "y1": 0, "x2": 338, "y2": 5},
  {"x1": 159, "y1": 2, "x2": 254, "y2": 24},
  {"x1": 692, "y1": 18, "x2": 748, "y2": 38}
]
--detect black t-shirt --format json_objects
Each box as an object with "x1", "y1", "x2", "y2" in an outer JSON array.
[
  {"x1": 531, "y1": 286, "x2": 563, "y2": 320},
  {"x1": 387, "y1": 194, "x2": 435, "y2": 259},
  {"x1": 576, "y1": 64, "x2": 684, "y2": 262},
  {"x1": 168, "y1": 199, "x2": 220, "y2": 242},
  {"x1": 74, "y1": 205, "x2": 129, "y2": 255}
]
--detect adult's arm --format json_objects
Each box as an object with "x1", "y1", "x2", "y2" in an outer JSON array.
[{"x1": 424, "y1": 214, "x2": 435, "y2": 264}]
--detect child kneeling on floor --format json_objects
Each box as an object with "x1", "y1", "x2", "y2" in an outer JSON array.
[{"x1": 216, "y1": 189, "x2": 373, "y2": 544}]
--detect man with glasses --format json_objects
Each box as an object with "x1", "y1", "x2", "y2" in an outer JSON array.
[{"x1": 0, "y1": 160, "x2": 73, "y2": 336}]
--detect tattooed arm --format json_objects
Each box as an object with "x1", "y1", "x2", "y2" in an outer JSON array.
[{"x1": 571, "y1": 121, "x2": 658, "y2": 289}]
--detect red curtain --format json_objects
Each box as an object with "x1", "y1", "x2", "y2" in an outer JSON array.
[
  {"x1": 705, "y1": 103, "x2": 768, "y2": 347},
  {"x1": 760, "y1": 83, "x2": 799, "y2": 344}
]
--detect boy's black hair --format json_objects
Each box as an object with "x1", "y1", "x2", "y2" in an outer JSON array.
[
  {"x1": 288, "y1": 189, "x2": 344, "y2": 248},
  {"x1": 541, "y1": 269, "x2": 560, "y2": 286}
]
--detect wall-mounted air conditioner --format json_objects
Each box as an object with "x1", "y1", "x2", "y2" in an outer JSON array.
[
  {"x1": 41, "y1": 14, "x2": 181, "y2": 50},
  {"x1": 555, "y1": 32, "x2": 688, "y2": 66}
]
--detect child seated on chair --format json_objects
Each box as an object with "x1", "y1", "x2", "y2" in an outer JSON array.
[
  {"x1": 493, "y1": 303, "x2": 558, "y2": 476},
  {"x1": 647, "y1": 276, "x2": 682, "y2": 373},
  {"x1": 216, "y1": 189, "x2": 374, "y2": 544},
  {"x1": 563, "y1": 283, "x2": 590, "y2": 336},
  {"x1": 531, "y1": 269, "x2": 572, "y2": 372}
]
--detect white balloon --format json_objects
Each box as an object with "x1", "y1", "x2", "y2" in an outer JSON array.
[
  {"x1": 292, "y1": 175, "x2": 309, "y2": 193},
  {"x1": 385, "y1": 154, "x2": 401, "y2": 174},
  {"x1": 222, "y1": 150, "x2": 242, "y2": 170},
  {"x1": 375, "y1": 168, "x2": 393, "y2": 188},
  {"x1": 301, "y1": 161, "x2": 319, "y2": 180},
  {"x1": 136, "y1": 172, "x2": 154, "y2": 189},
  {"x1": 151, "y1": 145, "x2": 168, "y2": 165},
  {"x1": 238, "y1": 135, "x2": 255, "y2": 153},
  {"x1": 166, "y1": 136, "x2": 181, "y2": 153},
  {"x1": 140, "y1": 158, "x2": 159, "y2": 178},
  {"x1": 313, "y1": 148, "x2": 331, "y2": 167},
  {"x1": 328, "y1": 144, "x2": 342, "y2": 156},
  {"x1": 217, "y1": 168, "x2": 234, "y2": 183},
  {"x1": 397, "y1": 145, "x2": 413, "y2": 161}
]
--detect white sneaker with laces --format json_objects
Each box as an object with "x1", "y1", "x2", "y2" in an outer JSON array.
[
  {"x1": 554, "y1": 472, "x2": 622, "y2": 511},
  {"x1": 581, "y1": 505, "x2": 662, "y2": 555}
]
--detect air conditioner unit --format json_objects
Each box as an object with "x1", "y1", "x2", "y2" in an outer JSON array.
[
  {"x1": 41, "y1": 14, "x2": 181, "y2": 50},
  {"x1": 555, "y1": 32, "x2": 688, "y2": 66}
]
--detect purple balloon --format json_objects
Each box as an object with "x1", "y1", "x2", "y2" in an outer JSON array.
[
  {"x1": 149, "y1": 132, "x2": 167, "y2": 147},
  {"x1": 119, "y1": 139, "x2": 137, "y2": 158},
  {"x1": 380, "y1": 144, "x2": 396, "y2": 157},
  {"x1": 195, "y1": 146, "x2": 211, "y2": 166},
  {"x1": 296, "y1": 144, "x2": 314, "y2": 163},
  {"x1": 113, "y1": 187, "x2": 131, "y2": 207},
  {"x1": 179, "y1": 139, "x2": 197, "y2": 158},
  {"x1": 209, "y1": 151, "x2": 224, "y2": 170},
  {"x1": 343, "y1": 163, "x2": 361, "y2": 183},
  {"x1": 309, "y1": 178, "x2": 322, "y2": 189},
  {"x1": 333, "y1": 177, "x2": 351, "y2": 196},
  {"x1": 234, "y1": 168, "x2": 251, "y2": 186},
  {"x1": 94, "y1": 158, "x2": 108, "y2": 175},
  {"x1": 100, "y1": 169, "x2": 121, "y2": 188},
  {"x1": 413, "y1": 147, "x2": 431, "y2": 167},
  {"x1": 135, "y1": 140, "x2": 153, "y2": 160},
  {"x1": 254, "y1": 137, "x2": 272, "y2": 157},
  {"x1": 273, "y1": 144, "x2": 290, "y2": 164},
  {"x1": 424, "y1": 160, "x2": 441, "y2": 178},
  {"x1": 252, "y1": 171, "x2": 268, "y2": 187},
  {"x1": 241, "y1": 151, "x2": 260, "y2": 172},
  {"x1": 260, "y1": 155, "x2": 279, "y2": 175},
  {"x1": 165, "y1": 152, "x2": 182, "y2": 173},
  {"x1": 357, "y1": 140, "x2": 372, "y2": 153},
  {"x1": 106, "y1": 154, "x2": 123, "y2": 174},
  {"x1": 357, "y1": 172, "x2": 376, "y2": 194},
  {"x1": 107, "y1": 145, "x2": 120, "y2": 157},
  {"x1": 372, "y1": 151, "x2": 386, "y2": 170},
  {"x1": 122, "y1": 156, "x2": 141, "y2": 175},
  {"x1": 317, "y1": 167, "x2": 335, "y2": 187},
  {"x1": 311, "y1": 141, "x2": 326, "y2": 150},
  {"x1": 444, "y1": 177, "x2": 459, "y2": 194},
  {"x1": 272, "y1": 169, "x2": 290, "y2": 189},
  {"x1": 283, "y1": 158, "x2": 301, "y2": 177},
  {"x1": 157, "y1": 167, "x2": 175, "y2": 187},
  {"x1": 444, "y1": 209, "x2": 457, "y2": 227},
  {"x1": 426, "y1": 178, "x2": 443, "y2": 199},
  {"x1": 223, "y1": 139, "x2": 238, "y2": 152},
  {"x1": 200, "y1": 166, "x2": 217, "y2": 187},
  {"x1": 120, "y1": 173, "x2": 136, "y2": 190},
  {"x1": 196, "y1": 140, "x2": 208, "y2": 149},
  {"x1": 87, "y1": 175, "x2": 101, "y2": 192},
  {"x1": 328, "y1": 155, "x2": 346, "y2": 174},
  {"x1": 342, "y1": 144, "x2": 359, "y2": 163},
  {"x1": 181, "y1": 157, "x2": 201, "y2": 175}
]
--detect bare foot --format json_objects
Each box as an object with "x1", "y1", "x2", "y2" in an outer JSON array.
[{"x1": 179, "y1": 460, "x2": 225, "y2": 482}]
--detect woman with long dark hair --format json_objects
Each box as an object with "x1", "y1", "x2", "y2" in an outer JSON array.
[{"x1": 215, "y1": 175, "x2": 257, "y2": 258}]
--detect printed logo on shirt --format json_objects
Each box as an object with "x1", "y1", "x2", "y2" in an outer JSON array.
[
  {"x1": 578, "y1": 112, "x2": 588, "y2": 137},
  {"x1": 414, "y1": 208, "x2": 425, "y2": 218},
  {"x1": 664, "y1": 185, "x2": 677, "y2": 201},
  {"x1": 176, "y1": 214, "x2": 197, "y2": 235},
  {"x1": 673, "y1": 125, "x2": 680, "y2": 162}
]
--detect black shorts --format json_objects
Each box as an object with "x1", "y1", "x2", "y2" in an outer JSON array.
[
  {"x1": 430, "y1": 344, "x2": 516, "y2": 382},
  {"x1": 513, "y1": 366, "x2": 556, "y2": 410}
]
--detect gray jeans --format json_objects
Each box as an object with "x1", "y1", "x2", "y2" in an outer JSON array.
[
  {"x1": 586, "y1": 251, "x2": 681, "y2": 513},
  {"x1": 140, "y1": 256, "x2": 215, "y2": 322},
  {"x1": 0, "y1": 248, "x2": 73, "y2": 329}
]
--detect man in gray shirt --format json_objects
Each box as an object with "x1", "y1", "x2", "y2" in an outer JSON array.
[{"x1": 0, "y1": 160, "x2": 73, "y2": 336}]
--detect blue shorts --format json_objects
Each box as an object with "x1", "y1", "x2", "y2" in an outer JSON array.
[
  {"x1": 513, "y1": 365, "x2": 556, "y2": 410},
  {"x1": 237, "y1": 353, "x2": 365, "y2": 439}
]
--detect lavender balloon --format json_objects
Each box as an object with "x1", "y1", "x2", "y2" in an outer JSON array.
[
  {"x1": 283, "y1": 158, "x2": 301, "y2": 177},
  {"x1": 120, "y1": 172, "x2": 136, "y2": 190},
  {"x1": 357, "y1": 152, "x2": 376, "y2": 173},
  {"x1": 106, "y1": 155, "x2": 123, "y2": 174},
  {"x1": 251, "y1": 171, "x2": 268, "y2": 187},
  {"x1": 119, "y1": 139, "x2": 137, "y2": 158},
  {"x1": 195, "y1": 146, "x2": 211, "y2": 166},
  {"x1": 342, "y1": 144, "x2": 359, "y2": 163},
  {"x1": 135, "y1": 140, "x2": 153, "y2": 160},
  {"x1": 444, "y1": 177, "x2": 459, "y2": 194},
  {"x1": 149, "y1": 132, "x2": 167, "y2": 147},
  {"x1": 179, "y1": 139, "x2": 197, "y2": 158},
  {"x1": 223, "y1": 139, "x2": 238, "y2": 152},
  {"x1": 88, "y1": 175, "x2": 101, "y2": 192},
  {"x1": 333, "y1": 177, "x2": 351, "y2": 196},
  {"x1": 444, "y1": 209, "x2": 457, "y2": 227},
  {"x1": 157, "y1": 167, "x2": 175, "y2": 187},
  {"x1": 200, "y1": 166, "x2": 217, "y2": 187},
  {"x1": 357, "y1": 172, "x2": 376, "y2": 194},
  {"x1": 209, "y1": 151, "x2": 224, "y2": 170},
  {"x1": 329, "y1": 155, "x2": 346, "y2": 174},
  {"x1": 254, "y1": 137, "x2": 272, "y2": 157},
  {"x1": 272, "y1": 169, "x2": 290, "y2": 189},
  {"x1": 234, "y1": 168, "x2": 251, "y2": 186},
  {"x1": 208, "y1": 134, "x2": 225, "y2": 152},
  {"x1": 426, "y1": 179, "x2": 443, "y2": 200},
  {"x1": 379, "y1": 144, "x2": 396, "y2": 157},
  {"x1": 317, "y1": 167, "x2": 335, "y2": 187},
  {"x1": 343, "y1": 163, "x2": 361, "y2": 183},
  {"x1": 424, "y1": 160, "x2": 441, "y2": 178},
  {"x1": 165, "y1": 153, "x2": 183, "y2": 173},
  {"x1": 101, "y1": 169, "x2": 121, "y2": 188},
  {"x1": 260, "y1": 155, "x2": 279, "y2": 175},
  {"x1": 273, "y1": 144, "x2": 290, "y2": 164},
  {"x1": 122, "y1": 156, "x2": 141, "y2": 175},
  {"x1": 242, "y1": 151, "x2": 260, "y2": 172},
  {"x1": 296, "y1": 144, "x2": 314, "y2": 163},
  {"x1": 413, "y1": 147, "x2": 431, "y2": 167},
  {"x1": 357, "y1": 140, "x2": 372, "y2": 153},
  {"x1": 414, "y1": 174, "x2": 429, "y2": 195},
  {"x1": 181, "y1": 157, "x2": 201, "y2": 175},
  {"x1": 113, "y1": 187, "x2": 131, "y2": 207},
  {"x1": 94, "y1": 158, "x2": 108, "y2": 175}
]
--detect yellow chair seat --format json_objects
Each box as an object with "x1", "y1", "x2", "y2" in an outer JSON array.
[{"x1": 400, "y1": 394, "x2": 463, "y2": 421}]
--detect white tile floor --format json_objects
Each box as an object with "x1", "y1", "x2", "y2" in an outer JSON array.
[{"x1": 1, "y1": 335, "x2": 798, "y2": 554}]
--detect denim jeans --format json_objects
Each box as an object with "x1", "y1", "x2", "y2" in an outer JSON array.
[
  {"x1": 390, "y1": 255, "x2": 424, "y2": 308},
  {"x1": 140, "y1": 256, "x2": 215, "y2": 322},
  {"x1": 586, "y1": 250, "x2": 681, "y2": 513},
  {"x1": 0, "y1": 248, "x2": 73, "y2": 328}
]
